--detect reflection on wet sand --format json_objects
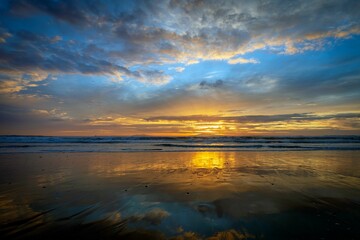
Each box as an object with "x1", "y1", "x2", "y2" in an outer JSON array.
[{"x1": 0, "y1": 151, "x2": 360, "y2": 239}]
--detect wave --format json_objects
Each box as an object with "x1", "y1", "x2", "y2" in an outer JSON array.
[
  {"x1": 155, "y1": 143, "x2": 360, "y2": 150},
  {"x1": 0, "y1": 136, "x2": 359, "y2": 153},
  {"x1": 1, "y1": 135, "x2": 360, "y2": 143}
]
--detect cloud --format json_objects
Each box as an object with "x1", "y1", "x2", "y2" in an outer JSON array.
[
  {"x1": 168, "y1": 67, "x2": 185, "y2": 72},
  {"x1": 0, "y1": 31, "x2": 123, "y2": 75},
  {"x1": 136, "y1": 70, "x2": 173, "y2": 85},
  {"x1": 244, "y1": 76, "x2": 278, "y2": 93},
  {"x1": 199, "y1": 80, "x2": 224, "y2": 89},
  {"x1": 0, "y1": 79, "x2": 24, "y2": 93},
  {"x1": 185, "y1": 59, "x2": 200, "y2": 65},
  {"x1": 175, "y1": 67, "x2": 185, "y2": 72},
  {"x1": 0, "y1": 72, "x2": 51, "y2": 93},
  {"x1": 9, "y1": 0, "x2": 93, "y2": 26},
  {"x1": 0, "y1": 29, "x2": 12, "y2": 43},
  {"x1": 0, "y1": 0, "x2": 359, "y2": 135},
  {"x1": 228, "y1": 57, "x2": 259, "y2": 64},
  {"x1": 0, "y1": 30, "x2": 173, "y2": 86},
  {"x1": 6, "y1": 0, "x2": 360, "y2": 66},
  {"x1": 50, "y1": 35, "x2": 62, "y2": 43},
  {"x1": 145, "y1": 113, "x2": 360, "y2": 123}
]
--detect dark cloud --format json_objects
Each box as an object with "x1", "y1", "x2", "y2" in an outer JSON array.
[
  {"x1": 199, "y1": 79, "x2": 224, "y2": 89},
  {"x1": 0, "y1": 30, "x2": 172, "y2": 85},
  {"x1": 6, "y1": 0, "x2": 360, "y2": 64},
  {"x1": 9, "y1": 0, "x2": 94, "y2": 25},
  {"x1": 0, "y1": 30, "x2": 119, "y2": 74}
]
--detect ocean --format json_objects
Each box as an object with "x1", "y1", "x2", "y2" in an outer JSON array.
[{"x1": 0, "y1": 135, "x2": 359, "y2": 153}]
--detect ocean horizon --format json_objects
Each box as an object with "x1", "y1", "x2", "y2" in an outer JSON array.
[{"x1": 1, "y1": 135, "x2": 359, "y2": 153}]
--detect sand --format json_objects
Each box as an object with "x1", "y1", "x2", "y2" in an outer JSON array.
[{"x1": 0, "y1": 151, "x2": 360, "y2": 239}]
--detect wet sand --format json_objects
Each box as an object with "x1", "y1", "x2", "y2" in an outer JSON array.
[{"x1": 0, "y1": 151, "x2": 360, "y2": 239}]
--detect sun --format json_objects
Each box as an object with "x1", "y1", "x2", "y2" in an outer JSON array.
[{"x1": 191, "y1": 122, "x2": 235, "y2": 135}]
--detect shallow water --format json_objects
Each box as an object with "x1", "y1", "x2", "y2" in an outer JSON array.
[{"x1": 0, "y1": 151, "x2": 360, "y2": 239}]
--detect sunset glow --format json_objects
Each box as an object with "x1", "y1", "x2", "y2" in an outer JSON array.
[{"x1": 0, "y1": 0, "x2": 359, "y2": 136}]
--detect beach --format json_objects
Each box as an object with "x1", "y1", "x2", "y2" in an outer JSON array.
[
  {"x1": 1, "y1": 147, "x2": 360, "y2": 239},
  {"x1": 2, "y1": 0, "x2": 360, "y2": 239}
]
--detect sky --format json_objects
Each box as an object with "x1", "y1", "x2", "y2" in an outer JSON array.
[{"x1": 0, "y1": 0, "x2": 359, "y2": 136}]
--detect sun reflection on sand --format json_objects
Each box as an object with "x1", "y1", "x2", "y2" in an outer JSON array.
[
  {"x1": 190, "y1": 152, "x2": 231, "y2": 169},
  {"x1": 87, "y1": 152, "x2": 237, "y2": 177}
]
